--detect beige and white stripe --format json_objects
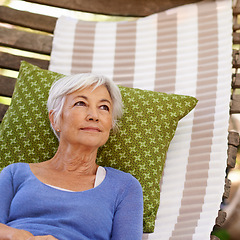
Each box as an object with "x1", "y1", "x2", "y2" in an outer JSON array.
[{"x1": 49, "y1": 0, "x2": 232, "y2": 239}]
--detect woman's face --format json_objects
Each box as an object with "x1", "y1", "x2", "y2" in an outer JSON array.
[{"x1": 56, "y1": 85, "x2": 113, "y2": 149}]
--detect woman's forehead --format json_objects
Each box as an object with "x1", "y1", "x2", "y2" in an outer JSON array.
[{"x1": 67, "y1": 84, "x2": 112, "y2": 102}]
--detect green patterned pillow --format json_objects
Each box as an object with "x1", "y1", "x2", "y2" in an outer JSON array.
[
  {"x1": 0, "y1": 61, "x2": 197, "y2": 233},
  {"x1": 96, "y1": 87, "x2": 197, "y2": 232}
]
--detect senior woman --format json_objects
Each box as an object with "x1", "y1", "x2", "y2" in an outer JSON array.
[{"x1": 0, "y1": 73, "x2": 143, "y2": 240}]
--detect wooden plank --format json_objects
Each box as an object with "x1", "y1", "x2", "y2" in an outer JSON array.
[
  {"x1": 0, "y1": 26, "x2": 53, "y2": 55},
  {"x1": 215, "y1": 210, "x2": 227, "y2": 227},
  {"x1": 233, "y1": 23, "x2": 240, "y2": 32},
  {"x1": 227, "y1": 145, "x2": 238, "y2": 168},
  {"x1": 224, "y1": 178, "x2": 231, "y2": 199},
  {"x1": 232, "y1": 49, "x2": 239, "y2": 68},
  {"x1": 232, "y1": 49, "x2": 240, "y2": 69},
  {"x1": 233, "y1": 32, "x2": 240, "y2": 44},
  {"x1": 233, "y1": 7, "x2": 240, "y2": 16},
  {"x1": 228, "y1": 131, "x2": 240, "y2": 147},
  {"x1": 0, "y1": 6, "x2": 57, "y2": 33},
  {"x1": 232, "y1": 74, "x2": 240, "y2": 89},
  {"x1": 231, "y1": 94, "x2": 240, "y2": 114},
  {"x1": 227, "y1": 132, "x2": 239, "y2": 173},
  {"x1": 0, "y1": 52, "x2": 49, "y2": 71},
  {"x1": 24, "y1": 0, "x2": 202, "y2": 17},
  {"x1": 0, "y1": 75, "x2": 16, "y2": 97},
  {"x1": 0, "y1": 103, "x2": 9, "y2": 122},
  {"x1": 233, "y1": 14, "x2": 239, "y2": 31}
]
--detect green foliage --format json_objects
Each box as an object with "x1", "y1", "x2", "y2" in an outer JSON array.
[{"x1": 211, "y1": 229, "x2": 230, "y2": 240}]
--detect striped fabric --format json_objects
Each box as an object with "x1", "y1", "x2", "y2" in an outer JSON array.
[{"x1": 49, "y1": 0, "x2": 232, "y2": 239}]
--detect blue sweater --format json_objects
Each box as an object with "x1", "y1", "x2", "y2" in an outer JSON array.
[{"x1": 0, "y1": 163, "x2": 143, "y2": 240}]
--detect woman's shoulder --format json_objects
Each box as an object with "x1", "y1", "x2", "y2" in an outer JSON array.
[
  {"x1": 105, "y1": 166, "x2": 133, "y2": 178},
  {"x1": 0, "y1": 163, "x2": 30, "y2": 188},
  {"x1": 3, "y1": 162, "x2": 28, "y2": 170},
  {"x1": 1, "y1": 162, "x2": 29, "y2": 176},
  {"x1": 104, "y1": 167, "x2": 142, "y2": 189},
  {"x1": 104, "y1": 167, "x2": 143, "y2": 202}
]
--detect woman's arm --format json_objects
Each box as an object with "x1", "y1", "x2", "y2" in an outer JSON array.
[
  {"x1": 0, "y1": 224, "x2": 58, "y2": 240},
  {"x1": 111, "y1": 177, "x2": 143, "y2": 240},
  {"x1": 0, "y1": 166, "x2": 58, "y2": 240},
  {"x1": 0, "y1": 165, "x2": 15, "y2": 224},
  {"x1": 0, "y1": 166, "x2": 34, "y2": 240}
]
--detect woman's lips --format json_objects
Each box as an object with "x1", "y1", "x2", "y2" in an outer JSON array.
[{"x1": 80, "y1": 127, "x2": 101, "y2": 132}]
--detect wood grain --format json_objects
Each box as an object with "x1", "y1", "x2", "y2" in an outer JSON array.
[
  {"x1": 24, "y1": 0, "x2": 202, "y2": 17},
  {"x1": 0, "y1": 6, "x2": 56, "y2": 33},
  {"x1": 0, "y1": 75, "x2": 16, "y2": 97},
  {"x1": 0, "y1": 52, "x2": 49, "y2": 71},
  {"x1": 0, "y1": 27, "x2": 53, "y2": 54}
]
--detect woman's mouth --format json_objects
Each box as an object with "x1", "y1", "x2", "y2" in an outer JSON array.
[{"x1": 80, "y1": 127, "x2": 101, "y2": 132}]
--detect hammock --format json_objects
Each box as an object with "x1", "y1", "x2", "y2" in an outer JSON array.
[{"x1": 48, "y1": 0, "x2": 232, "y2": 239}]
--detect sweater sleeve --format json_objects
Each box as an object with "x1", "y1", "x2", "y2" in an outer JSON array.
[
  {"x1": 111, "y1": 176, "x2": 143, "y2": 240},
  {"x1": 0, "y1": 165, "x2": 15, "y2": 224}
]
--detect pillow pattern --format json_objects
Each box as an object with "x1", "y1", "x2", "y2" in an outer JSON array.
[{"x1": 0, "y1": 61, "x2": 197, "y2": 232}]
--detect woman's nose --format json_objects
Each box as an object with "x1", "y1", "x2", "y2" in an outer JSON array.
[{"x1": 86, "y1": 108, "x2": 99, "y2": 122}]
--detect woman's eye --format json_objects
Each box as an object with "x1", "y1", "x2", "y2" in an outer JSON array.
[
  {"x1": 100, "y1": 105, "x2": 110, "y2": 111},
  {"x1": 74, "y1": 101, "x2": 86, "y2": 106}
]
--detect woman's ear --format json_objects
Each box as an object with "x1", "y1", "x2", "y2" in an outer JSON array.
[{"x1": 49, "y1": 110, "x2": 60, "y2": 132}]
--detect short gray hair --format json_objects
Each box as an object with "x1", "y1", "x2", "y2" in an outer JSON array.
[{"x1": 47, "y1": 73, "x2": 123, "y2": 140}]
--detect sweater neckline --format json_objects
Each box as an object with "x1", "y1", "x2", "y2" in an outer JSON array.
[{"x1": 26, "y1": 163, "x2": 108, "y2": 193}]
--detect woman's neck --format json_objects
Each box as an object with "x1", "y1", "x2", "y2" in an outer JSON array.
[{"x1": 48, "y1": 143, "x2": 99, "y2": 176}]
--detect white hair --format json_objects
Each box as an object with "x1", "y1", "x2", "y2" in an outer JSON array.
[{"x1": 47, "y1": 73, "x2": 123, "y2": 140}]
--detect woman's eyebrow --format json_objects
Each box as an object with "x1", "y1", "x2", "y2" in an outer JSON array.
[
  {"x1": 100, "y1": 99, "x2": 112, "y2": 105},
  {"x1": 73, "y1": 95, "x2": 87, "y2": 100},
  {"x1": 74, "y1": 95, "x2": 112, "y2": 105}
]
